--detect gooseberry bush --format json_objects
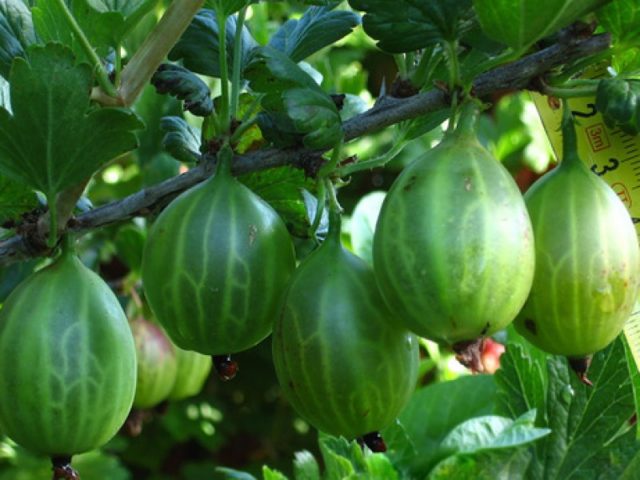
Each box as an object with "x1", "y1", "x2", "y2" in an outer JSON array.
[{"x1": 1, "y1": 0, "x2": 640, "y2": 479}]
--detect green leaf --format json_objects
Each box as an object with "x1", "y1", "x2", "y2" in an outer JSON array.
[
  {"x1": 240, "y1": 166, "x2": 317, "y2": 238},
  {"x1": 168, "y1": 9, "x2": 257, "y2": 78},
  {"x1": 161, "y1": 116, "x2": 201, "y2": 163},
  {"x1": 0, "y1": 0, "x2": 34, "y2": 78},
  {"x1": 349, "y1": 190, "x2": 385, "y2": 264},
  {"x1": 283, "y1": 88, "x2": 343, "y2": 149},
  {"x1": 113, "y1": 223, "x2": 146, "y2": 272},
  {"x1": 363, "y1": 453, "x2": 399, "y2": 479},
  {"x1": 499, "y1": 337, "x2": 640, "y2": 479},
  {"x1": 0, "y1": 258, "x2": 37, "y2": 302},
  {"x1": 268, "y1": 6, "x2": 360, "y2": 62},
  {"x1": 262, "y1": 466, "x2": 289, "y2": 480},
  {"x1": 33, "y1": 0, "x2": 156, "y2": 56},
  {"x1": 205, "y1": 0, "x2": 252, "y2": 16},
  {"x1": 0, "y1": 173, "x2": 36, "y2": 223},
  {"x1": 387, "y1": 374, "x2": 497, "y2": 476},
  {"x1": 495, "y1": 342, "x2": 548, "y2": 424},
  {"x1": 428, "y1": 447, "x2": 532, "y2": 480},
  {"x1": 0, "y1": 44, "x2": 143, "y2": 196},
  {"x1": 151, "y1": 63, "x2": 213, "y2": 117},
  {"x1": 319, "y1": 436, "x2": 356, "y2": 480},
  {"x1": 347, "y1": 0, "x2": 474, "y2": 53},
  {"x1": 623, "y1": 332, "x2": 640, "y2": 439},
  {"x1": 472, "y1": 0, "x2": 610, "y2": 52},
  {"x1": 31, "y1": 0, "x2": 87, "y2": 62},
  {"x1": 596, "y1": 77, "x2": 640, "y2": 135},
  {"x1": 216, "y1": 467, "x2": 258, "y2": 480},
  {"x1": 245, "y1": 46, "x2": 343, "y2": 149},
  {"x1": 293, "y1": 450, "x2": 320, "y2": 480},
  {"x1": 597, "y1": 0, "x2": 640, "y2": 46},
  {"x1": 74, "y1": 0, "x2": 158, "y2": 47},
  {"x1": 440, "y1": 410, "x2": 550, "y2": 455}
]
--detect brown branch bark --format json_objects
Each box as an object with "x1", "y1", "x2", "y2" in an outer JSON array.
[{"x1": 0, "y1": 33, "x2": 611, "y2": 267}]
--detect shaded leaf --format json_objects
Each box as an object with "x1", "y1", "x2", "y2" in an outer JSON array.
[
  {"x1": 596, "y1": 77, "x2": 640, "y2": 135},
  {"x1": 240, "y1": 166, "x2": 317, "y2": 238},
  {"x1": 74, "y1": 0, "x2": 158, "y2": 47},
  {"x1": 245, "y1": 46, "x2": 342, "y2": 149},
  {"x1": 0, "y1": 257, "x2": 37, "y2": 302},
  {"x1": 623, "y1": 330, "x2": 640, "y2": 439},
  {"x1": 151, "y1": 63, "x2": 213, "y2": 117},
  {"x1": 473, "y1": 0, "x2": 609, "y2": 52},
  {"x1": 0, "y1": 44, "x2": 143, "y2": 196},
  {"x1": 348, "y1": 0, "x2": 474, "y2": 53},
  {"x1": 113, "y1": 223, "x2": 146, "y2": 273},
  {"x1": 169, "y1": 9, "x2": 257, "y2": 78},
  {"x1": 597, "y1": 0, "x2": 640, "y2": 46},
  {"x1": 349, "y1": 190, "x2": 385, "y2": 264},
  {"x1": 0, "y1": 0, "x2": 34, "y2": 78},
  {"x1": 0, "y1": 173, "x2": 36, "y2": 223},
  {"x1": 205, "y1": 0, "x2": 252, "y2": 16},
  {"x1": 161, "y1": 116, "x2": 201, "y2": 163},
  {"x1": 269, "y1": 6, "x2": 360, "y2": 62}
]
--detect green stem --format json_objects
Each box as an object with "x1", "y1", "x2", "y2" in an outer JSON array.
[
  {"x1": 560, "y1": 100, "x2": 580, "y2": 165},
  {"x1": 446, "y1": 90, "x2": 459, "y2": 134},
  {"x1": 308, "y1": 178, "x2": 326, "y2": 240},
  {"x1": 412, "y1": 47, "x2": 438, "y2": 86},
  {"x1": 444, "y1": 40, "x2": 460, "y2": 91},
  {"x1": 324, "y1": 177, "x2": 342, "y2": 242},
  {"x1": 318, "y1": 137, "x2": 344, "y2": 178},
  {"x1": 394, "y1": 54, "x2": 408, "y2": 78},
  {"x1": 60, "y1": 234, "x2": 75, "y2": 257},
  {"x1": 542, "y1": 84, "x2": 598, "y2": 99},
  {"x1": 229, "y1": 116, "x2": 259, "y2": 145},
  {"x1": 230, "y1": 5, "x2": 248, "y2": 121},
  {"x1": 453, "y1": 100, "x2": 480, "y2": 136},
  {"x1": 215, "y1": 142, "x2": 233, "y2": 177},
  {"x1": 53, "y1": 0, "x2": 117, "y2": 97},
  {"x1": 337, "y1": 136, "x2": 406, "y2": 176},
  {"x1": 216, "y1": 7, "x2": 231, "y2": 134}
]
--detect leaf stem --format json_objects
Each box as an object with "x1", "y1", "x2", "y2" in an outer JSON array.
[
  {"x1": 308, "y1": 178, "x2": 326, "y2": 240},
  {"x1": 97, "y1": 0, "x2": 205, "y2": 107},
  {"x1": 230, "y1": 5, "x2": 248, "y2": 121},
  {"x1": 394, "y1": 54, "x2": 408, "y2": 78},
  {"x1": 337, "y1": 136, "x2": 406, "y2": 176},
  {"x1": 445, "y1": 40, "x2": 460, "y2": 91},
  {"x1": 53, "y1": 0, "x2": 117, "y2": 97},
  {"x1": 318, "y1": 136, "x2": 344, "y2": 178},
  {"x1": 541, "y1": 84, "x2": 598, "y2": 99},
  {"x1": 216, "y1": 7, "x2": 231, "y2": 134}
]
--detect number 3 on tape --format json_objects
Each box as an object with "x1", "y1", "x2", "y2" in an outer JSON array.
[{"x1": 531, "y1": 93, "x2": 640, "y2": 370}]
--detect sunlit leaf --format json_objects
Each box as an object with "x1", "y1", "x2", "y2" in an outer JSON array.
[{"x1": 0, "y1": 44, "x2": 143, "y2": 197}]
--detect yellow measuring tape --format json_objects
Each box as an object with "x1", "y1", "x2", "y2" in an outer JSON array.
[{"x1": 531, "y1": 93, "x2": 640, "y2": 371}]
